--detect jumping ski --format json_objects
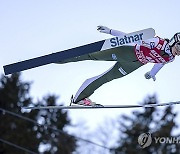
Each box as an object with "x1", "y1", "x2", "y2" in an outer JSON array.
[
  {"x1": 3, "y1": 28, "x2": 155, "y2": 75},
  {"x1": 22, "y1": 101, "x2": 180, "y2": 110}
]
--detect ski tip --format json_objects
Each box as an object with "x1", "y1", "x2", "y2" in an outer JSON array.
[
  {"x1": 70, "y1": 95, "x2": 74, "y2": 106},
  {"x1": 3, "y1": 65, "x2": 9, "y2": 76}
]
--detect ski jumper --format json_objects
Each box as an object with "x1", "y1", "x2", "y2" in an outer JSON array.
[{"x1": 58, "y1": 30, "x2": 175, "y2": 103}]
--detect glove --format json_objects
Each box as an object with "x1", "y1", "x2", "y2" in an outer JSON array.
[
  {"x1": 97, "y1": 25, "x2": 111, "y2": 34},
  {"x1": 144, "y1": 72, "x2": 156, "y2": 81}
]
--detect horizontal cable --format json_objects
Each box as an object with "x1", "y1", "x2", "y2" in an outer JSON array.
[
  {"x1": 0, "y1": 108, "x2": 112, "y2": 150},
  {"x1": 0, "y1": 138, "x2": 38, "y2": 154}
]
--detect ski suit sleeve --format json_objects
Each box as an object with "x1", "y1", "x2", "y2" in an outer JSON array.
[
  {"x1": 97, "y1": 25, "x2": 127, "y2": 36},
  {"x1": 110, "y1": 29, "x2": 127, "y2": 36},
  {"x1": 149, "y1": 63, "x2": 165, "y2": 77}
]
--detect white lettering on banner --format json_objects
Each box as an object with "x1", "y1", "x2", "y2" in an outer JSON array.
[
  {"x1": 150, "y1": 50, "x2": 166, "y2": 63},
  {"x1": 135, "y1": 48, "x2": 148, "y2": 64}
]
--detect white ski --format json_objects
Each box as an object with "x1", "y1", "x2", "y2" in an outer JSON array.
[
  {"x1": 22, "y1": 101, "x2": 180, "y2": 110},
  {"x1": 101, "y1": 28, "x2": 155, "y2": 50}
]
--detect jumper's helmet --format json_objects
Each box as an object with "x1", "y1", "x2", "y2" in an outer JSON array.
[{"x1": 169, "y1": 32, "x2": 180, "y2": 48}]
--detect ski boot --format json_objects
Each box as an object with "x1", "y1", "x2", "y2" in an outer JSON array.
[{"x1": 70, "y1": 95, "x2": 103, "y2": 107}]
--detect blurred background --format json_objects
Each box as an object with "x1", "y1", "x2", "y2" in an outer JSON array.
[{"x1": 1, "y1": 0, "x2": 180, "y2": 153}]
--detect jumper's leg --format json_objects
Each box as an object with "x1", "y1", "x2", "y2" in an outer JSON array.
[
  {"x1": 73, "y1": 60, "x2": 142, "y2": 103},
  {"x1": 56, "y1": 46, "x2": 136, "y2": 64}
]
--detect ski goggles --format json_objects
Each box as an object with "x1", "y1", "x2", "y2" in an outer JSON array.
[
  {"x1": 169, "y1": 32, "x2": 180, "y2": 47},
  {"x1": 175, "y1": 42, "x2": 180, "y2": 52}
]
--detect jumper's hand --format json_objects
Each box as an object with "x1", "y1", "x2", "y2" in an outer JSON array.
[
  {"x1": 97, "y1": 25, "x2": 111, "y2": 34},
  {"x1": 144, "y1": 72, "x2": 156, "y2": 81}
]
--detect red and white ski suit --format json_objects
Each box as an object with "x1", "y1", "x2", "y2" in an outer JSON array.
[{"x1": 111, "y1": 30, "x2": 175, "y2": 78}]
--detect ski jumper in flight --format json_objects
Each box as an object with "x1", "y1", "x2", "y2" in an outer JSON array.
[{"x1": 59, "y1": 26, "x2": 180, "y2": 106}]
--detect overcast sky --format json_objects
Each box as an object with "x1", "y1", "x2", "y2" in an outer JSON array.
[{"x1": 1, "y1": 0, "x2": 180, "y2": 139}]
